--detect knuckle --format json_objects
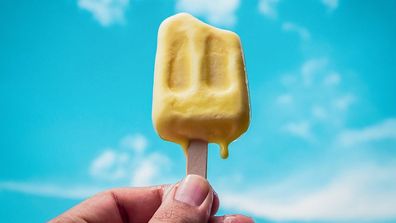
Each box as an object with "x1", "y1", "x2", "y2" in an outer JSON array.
[{"x1": 95, "y1": 190, "x2": 113, "y2": 199}]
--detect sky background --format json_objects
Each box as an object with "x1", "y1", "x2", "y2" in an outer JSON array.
[{"x1": 1, "y1": 0, "x2": 396, "y2": 222}]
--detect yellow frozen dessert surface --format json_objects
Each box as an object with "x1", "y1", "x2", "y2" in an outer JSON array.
[{"x1": 152, "y1": 13, "x2": 250, "y2": 158}]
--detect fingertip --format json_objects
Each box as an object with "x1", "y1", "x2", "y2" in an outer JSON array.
[
  {"x1": 150, "y1": 175, "x2": 214, "y2": 223},
  {"x1": 174, "y1": 174, "x2": 211, "y2": 207}
]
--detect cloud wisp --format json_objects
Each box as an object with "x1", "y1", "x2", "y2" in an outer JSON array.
[
  {"x1": 258, "y1": 0, "x2": 280, "y2": 19},
  {"x1": 221, "y1": 164, "x2": 396, "y2": 221},
  {"x1": 78, "y1": 0, "x2": 129, "y2": 26},
  {"x1": 282, "y1": 22, "x2": 311, "y2": 42},
  {"x1": 301, "y1": 58, "x2": 328, "y2": 85},
  {"x1": 332, "y1": 94, "x2": 355, "y2": 111},
  {"x1": 0, "y1": 181, "x2": 102, "y2": 199},
  {"x1": 321, "y1": 0, "x2": 339, "y2": 11},
  {"x1": 175, "y1": 0, "x2": 240, "y2": 27},
  {"x1": 337, "y1": 118, "x2": 396, "y2": 147},
  {"x1": 282, "y1": 121, "x2": 314, "y2": 141},
  {"x1": 323, "y1": 71, "x2": 341, "y2": 86},
  {"x1": 120, "y1": 133, "x2": 148, "y2": 153},
  {"x1": 275, "y1": 57, "x2": 355, "y2": 142}
]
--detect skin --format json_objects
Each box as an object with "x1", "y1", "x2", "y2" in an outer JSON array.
[{"x1": 49, "y1": 182, "x2": 254, "y2": 223}]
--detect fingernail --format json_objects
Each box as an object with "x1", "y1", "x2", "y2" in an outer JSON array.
[{"x1": 175, "y1": 174, "x2": 209, "y2": 206}]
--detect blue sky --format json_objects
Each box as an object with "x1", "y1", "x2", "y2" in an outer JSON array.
[{"x1": 1, "y1": 0, "x2": 396, "y2": 222}]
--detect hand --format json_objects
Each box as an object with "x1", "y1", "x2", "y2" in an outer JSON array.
[{"x1": 49, "y1": 174, "x2": 254, "y2": 223}]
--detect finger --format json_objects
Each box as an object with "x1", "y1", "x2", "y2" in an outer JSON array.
[
  {"x1": 209, "y1": 214, "x2": 255, "y2": 223},
  {"x1": 211, "y1": 190, "x2": 220, "y2": 216},
  {"x1": 149, "y1": 174, "x2": 214, "y2": 223},
  {"x1": 50, "y1": 184, "x2": 171, "y2": 223}
]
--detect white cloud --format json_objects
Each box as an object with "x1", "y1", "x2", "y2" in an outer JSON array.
[
  {"x1": 282, "y1": 22, "x2": 311, "y2": 41},
  {"x1": 322, "y1": 0, "x2": 339, "y2": 11},
  {"x1": 131, "y1": 153, "x2": 171, "y2": 186},
  {"x1": 175, "y1": 0, "x2": 240, "y2": 27},
  {"x1": 301, "y1": 58, "x2": 327, "y2": 85},
  {"x1": 221, "y1": 165, "x2": 396, "y2": 221},
  {"x1": 283, "y1": 121, "x2": 313, "y2": 141},
  {"x1": 0, "y1": 181, "x2": 101, "y2": 199},
  {"x1": 337, "y1": 118, "x2": 396, "y2": 147},
  {"x1": 78, "y1": 0, "x2": 129, "y2": 26},
  {"x1": 89, "y1": 149, "x2": 129, "y2": 181},
  {"x1": 258, "y1": 0, "x2": 280, "y2": 19},
  {"x1": 120, "y1": 133, "x2": 148, "y2": 153},
  {"x1": 323, "y1": 71, "x2": 341, "y2": 86},
  {"x1": 89, "y1": 133, "x2": 172, "y2": 186},
  {"x1": 332, "y1": 94, "x2": 355, "y2": 111}
]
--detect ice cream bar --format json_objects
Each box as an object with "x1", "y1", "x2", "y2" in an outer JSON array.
[{"x1": 152, "y1": 13, "x2": 250, "y2": 160}]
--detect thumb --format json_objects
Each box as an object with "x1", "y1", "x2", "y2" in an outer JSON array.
[{"x1": 149, "y1": 174, "x2": 214, "y2": 223}]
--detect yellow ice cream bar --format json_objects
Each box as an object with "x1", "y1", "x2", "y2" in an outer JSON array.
[{"x1": 152, "y1": 13, "x2": 250, "y2": 159}]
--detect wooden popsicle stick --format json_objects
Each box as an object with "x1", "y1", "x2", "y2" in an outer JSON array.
[{"x1": 187, "y1": 139, "x2": 208, "y2": 178}]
